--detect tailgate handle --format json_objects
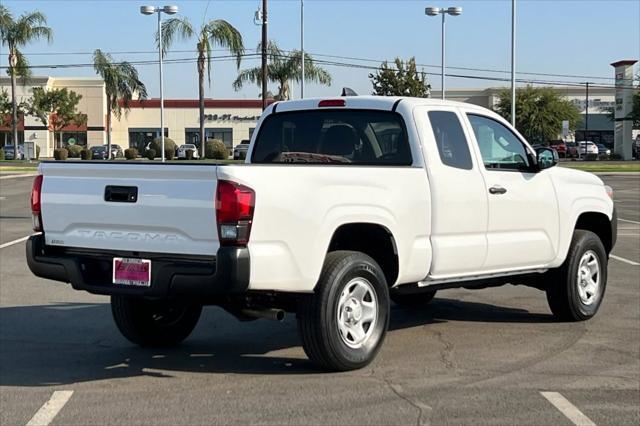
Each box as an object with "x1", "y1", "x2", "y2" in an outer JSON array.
[{"x1": 105, "y1": 186, "x2": 138, "y2": 203}]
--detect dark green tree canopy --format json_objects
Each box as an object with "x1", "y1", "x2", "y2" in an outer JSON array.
[
  {"x1": 369, "y1": 57, "x2": 430, "y2": 97},
  {"x1": 494, "y1": 85, "x2": 581, "y2": 143},
  {"x1": 27, "y1": 87, "x2": 86, "y2": 132}
]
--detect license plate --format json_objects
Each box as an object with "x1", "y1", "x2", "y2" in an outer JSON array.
[{"x1": 113, "y1": 258, "x2": 151, "y2": 287}]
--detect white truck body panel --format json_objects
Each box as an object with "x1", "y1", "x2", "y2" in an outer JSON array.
[
  {"x1": 36, "y1": 96, "x2": 614, "y2": 294},
  {"x1": 40, "y1": 162, "x2": 220, "y2": 256}
]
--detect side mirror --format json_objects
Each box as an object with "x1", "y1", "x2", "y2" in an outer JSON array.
[{"x1": 536, "y1": 147, "x2": 558, "y2": 170}]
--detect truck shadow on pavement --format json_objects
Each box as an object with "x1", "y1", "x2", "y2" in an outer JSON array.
[{"x1": 0, "y1": 298, "x2": 554, "y2": 386}]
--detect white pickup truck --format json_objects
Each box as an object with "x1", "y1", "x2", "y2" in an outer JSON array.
[{"x1": 27, "y1": 97, "x2": 617, "y2": 371}]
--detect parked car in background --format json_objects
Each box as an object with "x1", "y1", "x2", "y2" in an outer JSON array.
[
  {"x1": 566, "y1": 142, "x2": 578, "y2": 158},
  {"x1": 2, "y1": 145, "x2": 24, "y2": 160},
  {"x1": 233, "y1": 140, "x2": 250, "y2": 160},
  {"x1": 90, "y1": 146, "x2": 108, "y2": 160},
  {"x1": 104, "y1": 144, "x2": 124, "y2": 159},
  {"x1": 634, "y1": 138, "x2": 640, "y2": 159},
  {"x1": 577, "y1": 141, "x2": 599, "y2": 159},
  {"x1": 549, "y1": 140, "x2": 567, "y2": 158},
  {"x1": 27, "y1": 96, "x2": 617, "y2": 371},
  {"x1": 596, "y1": 144, "x2": 611, "y2": 159},
  {"x1": 177, "y1": 144, "x2": 199, "y2": 159}
]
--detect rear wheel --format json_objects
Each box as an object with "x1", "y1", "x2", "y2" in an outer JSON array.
[
  {"x1": 298, "y1": 251, "x2": 390, "y2": 371},
  {"x1": 390, "y1": 289, "x2": 436, "y2": 308},
  {"x1": 111, "y1": 296, "x2": 202, "y2": 347},
  {"x1": 546, "y1": 230, "x2": 607, "y2": 321}
]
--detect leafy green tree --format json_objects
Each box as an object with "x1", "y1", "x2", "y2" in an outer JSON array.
[
  {"x1": 0, "y1": 88, "x2": 28, "y2": 127},
  {"x1": 233, "y1": 41, "x2": 332, "y2": 101},
  {"x1": 369, "y1": 57, "x2": 430, "y2": 97},
  {"x1": 27, "y1": 87, "x2": 86, "y2": 148},
  {"x1": 0, "y1": 6, "x2": 53, "y2": 146},
  {"x1": 495, "y1": 85, "x2": 581, "y2": 143},
  {"x1": 93, "y1": 49, "x2": 147, "y2": 159},
  {"x1": 158, "y1": 15, "x2": 244, "y2": 158}
]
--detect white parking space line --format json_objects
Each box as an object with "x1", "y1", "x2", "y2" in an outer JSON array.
[
  {"x1": 0, "y1": 235, "x2": 33, "y2": 249},
  {"x1": 618, "y1": 218, "x2": 640, "y2": 225},
  {"x1": 0, "y1": 173, "x2": 37, "y2": 180},
  {"x1": 540, "y1": 392, "x2": 596, "y2": 426},
  {"x1": 26, "y1": 390, "x2": 74, "y2": 426},
  {"x1": 610, "y1": 255, "x2": 640, "y2": 266}
]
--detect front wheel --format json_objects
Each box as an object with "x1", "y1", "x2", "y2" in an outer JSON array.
[
  {"x1": 298, "y1": 251, "x2": 390, "y2": 371},
  {"x1": 546, "y1": 230, "x2": 607, "y2": 321},
  {"x1": 111, "y1": 296, "x2": 202, "y2": 347}
]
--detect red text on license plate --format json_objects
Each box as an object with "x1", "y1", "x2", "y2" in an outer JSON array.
[{"x1": 113, "y1": 258, "x2": 151, "y2": 287}]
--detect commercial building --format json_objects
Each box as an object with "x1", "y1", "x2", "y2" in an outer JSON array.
[
  {"x1": 1, "y1": 76, "x2": 628, "y2": 157},
  {"x1": 431, "y1": 86, "x2": 619, "y2": 145},
  {"x1": 0, "y1": 76, "x2": 264, "y2": 158}
]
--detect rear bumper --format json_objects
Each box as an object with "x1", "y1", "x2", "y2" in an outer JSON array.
[{"x1": 26, "y1": 234, "x2": 250, "y2": 298}]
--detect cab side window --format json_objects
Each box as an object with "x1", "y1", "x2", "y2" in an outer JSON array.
[
  {"x1": 467, "y1": 114, "x2": 530, "y2": 171},
  {"x1": 428, "y1": 111, "x2": 473, "y2": 170}
]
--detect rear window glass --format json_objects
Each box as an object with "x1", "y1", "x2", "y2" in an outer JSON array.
[{"x1": 251, "y1": 110, "x2": 412, "y2": 165}]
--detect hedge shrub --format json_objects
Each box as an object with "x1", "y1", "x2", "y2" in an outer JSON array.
[
  {"x1": 66, "y1": 145, "x2": 83, "y2": 158},
  {"x1": 124, "y1": 148, "x2": 138, "y2": 160},
  {"x1": 205, "y1": 139, "x2": 228, "y2": 160},
  {"x1": 185, "y1": 149, "x2": 194, "y2": 160},
  {"x1": 80, "y1": 149, "x2": 92, "y2": 160},
  {"x1": 53, "y1": 148, "x2": 68, "y2": 160},
  {"x1": 150, "y1": 137, "x2": 176, "y2": 155},
  {"x1": 35, "y1": 145, "x2": 41, "y2": 160},
  {"x1": 145, "y1": 148, "x2": 156, "y2": 160},
  {"x1": 164, "y1": 147, "x2": 175, "y2": 160},
  {"x1": 0, "y1": 148, "x2": 4, "y2": 160}
]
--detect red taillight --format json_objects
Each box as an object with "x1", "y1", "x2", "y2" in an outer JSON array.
[
  {"x1": 318, "y1": 99, "x2": 346, "y2": 108},
  {"x1": 215, "y1": 180, "x2": 255, "y2": 246},
  {"x1": 31, "y1": 174, "x2": 43, "y2": 232}
]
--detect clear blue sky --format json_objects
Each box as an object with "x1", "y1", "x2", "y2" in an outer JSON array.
[{"x1": 1, "y1": 0, "x2": 639, "y2": 99}]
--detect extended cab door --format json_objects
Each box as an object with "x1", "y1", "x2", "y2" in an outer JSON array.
[
  {"x1": 416, "y1": 107, "x2": 488, "y2": 278},
  {"x1": 463, "y1": 112, "x2": 560, "y2": 271}
]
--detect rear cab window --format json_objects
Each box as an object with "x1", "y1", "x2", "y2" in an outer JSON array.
[
  {"x1": 427, "y1": 111, "x2": 473, "y2": 170},
  {"x1": 251, "y1": 110, "x2": 412, "y2": 165}
]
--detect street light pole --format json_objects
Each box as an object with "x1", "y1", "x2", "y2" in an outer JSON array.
[
  {"x1": 425, "y1": 6, "x2": 462, "y2": 100},
  {"x1": 301, "y1": 0, "x2": 305, "y2": 99},
  {"x1": 441, "y1": 12, "x2": 445, "y2": 100},
  {"x1": 511, "y1": 0, "x2": 516, "y2": 126},
  {"x1": 157, "y1": 10, "x2": 165, "y2": 162},
  {"x1": 141, "y1": 5, "x2": 178, "y2": 162},
  {"x1": 261, "y1": 0, "x2": 268, "y2": 110}
]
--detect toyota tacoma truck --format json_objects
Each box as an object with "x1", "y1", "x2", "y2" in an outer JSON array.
[{"x1": 27, "y1": 97, "x2": 617, "y2": 371}]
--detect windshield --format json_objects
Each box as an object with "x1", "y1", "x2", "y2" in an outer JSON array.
[{"x1": 251, "y1": 110, "x2": 411, "y2": 165}]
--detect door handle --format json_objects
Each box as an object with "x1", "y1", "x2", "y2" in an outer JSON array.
[{"x1": 489, "y1": 185, "x2": 507, "y2": 195}]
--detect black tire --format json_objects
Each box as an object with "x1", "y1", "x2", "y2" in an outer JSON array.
[
  {"x1": 390, "y1": 289, "x2": 436, "y2": 308},
  {"x1": 546, "y1": 230, "x2": 607, "y2": 321},
  {"x1": 111, "y1": 296, "x2": 202, "y2": 347},
  {"x1": 298, "y1": 251, "x2": 390, "y2": 371}
]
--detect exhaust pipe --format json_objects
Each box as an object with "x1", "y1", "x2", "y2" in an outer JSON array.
[{"x1": 241, "y1": 308, "x2": 285, "y2": 322}]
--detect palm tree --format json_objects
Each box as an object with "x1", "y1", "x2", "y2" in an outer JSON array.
[
  {"x1": 0, "y1": 6, "x2": 52, "y2": 151},
  {"x1": 233, "y1": 41, "x2": 332, "y2": 101},
  {"x1": 93, "y1": 49, "x2": 148, "y2": 159},
  {"x1": 158, "y1": 16, "x2": 244, "y2": 158}
]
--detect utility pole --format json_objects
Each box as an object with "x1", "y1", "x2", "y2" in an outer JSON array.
[
  {"x1": 510, "y1": 0, "x2": 516, "y2": 126},
  {"x1": 261, "y1": 0, "x2": 268, "y2": 110}
]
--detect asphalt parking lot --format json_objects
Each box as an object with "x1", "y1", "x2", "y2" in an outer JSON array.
[{"x1": 0, "y1": 174, "x2": 638, "y2": 425}]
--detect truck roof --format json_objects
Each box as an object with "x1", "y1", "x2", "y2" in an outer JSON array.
[{"x1": 269, "y1": 96, "x2": 490, "y2": 114}]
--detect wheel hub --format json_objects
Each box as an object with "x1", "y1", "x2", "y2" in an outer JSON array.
[
  {"x1": 576, "y1": 250, "x2": 600, "y2": 306},
  {"x1": 337, "y1": 278, "x2": 378, "y2": 349}
]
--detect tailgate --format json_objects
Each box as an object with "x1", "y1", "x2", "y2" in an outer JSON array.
[{"x1": 39, "y1": 162, "x2": 219, "y2": 256}]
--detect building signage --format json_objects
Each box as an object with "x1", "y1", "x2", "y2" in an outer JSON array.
[
  {"x1": 611, "y1": 60, "x2": 638, "y2": 160},
  {"x1": 202, "y1": 114, "x2": 260, "y2": 122}
]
